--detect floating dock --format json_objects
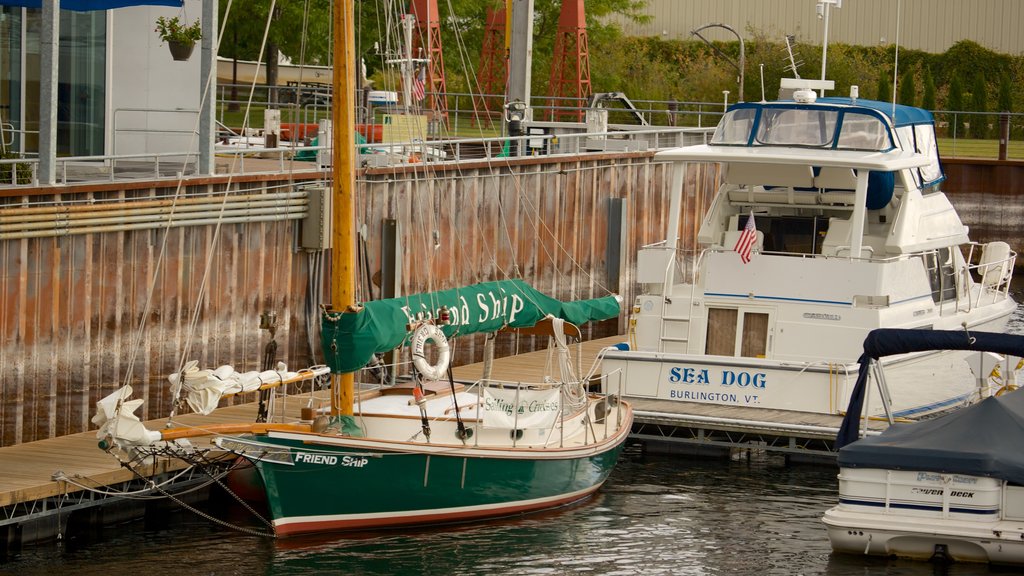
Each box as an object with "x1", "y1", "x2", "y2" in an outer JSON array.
[{"x1": 2, "y1": 334, "x2": 873, "y2": 549}]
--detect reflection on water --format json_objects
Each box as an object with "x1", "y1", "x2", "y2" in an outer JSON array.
[{"x1": 5, "y1": 297, "x2": 1024, "y2": 576}]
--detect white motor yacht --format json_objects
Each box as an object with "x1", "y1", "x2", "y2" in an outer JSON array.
[{"x1": 602, "y1": 84, "x2": 1016, "y2": 419}]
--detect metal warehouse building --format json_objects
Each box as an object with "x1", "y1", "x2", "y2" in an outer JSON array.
[{"x1": 614, "y1": 0, "x2": 1023, "y2": 54}]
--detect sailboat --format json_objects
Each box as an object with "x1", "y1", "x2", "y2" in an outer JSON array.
[{"x1": 93, "y1": 0, "x2": 632, "y2": 537}]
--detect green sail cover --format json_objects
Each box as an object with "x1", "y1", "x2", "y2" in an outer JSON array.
[{"x1": 321, "y1": 279, "x2": 621, "y2": 374}]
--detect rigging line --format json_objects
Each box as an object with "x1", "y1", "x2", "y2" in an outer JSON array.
[
  {"x1": 507, "y1": 165, "x2": 618, "y2": 299},
  {"x1": 891, "y1": 0, "x2": 902, "y2": 118},
  {"x1": 120, "y1": 0, "x2": 238, "y2": 393},
  {"x1": 441, "y1": 0, "x2": 493, "y2": 140},
  {"x1": 174, "y1": 0, "x2": 279, "y2": 402}
]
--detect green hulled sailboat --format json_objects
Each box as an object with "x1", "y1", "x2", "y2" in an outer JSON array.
[{"x1": 95, "y1": 0, "x2": 631, "y2": 537}]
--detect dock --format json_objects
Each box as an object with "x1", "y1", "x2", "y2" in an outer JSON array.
[{"x1": 1, "y1": 334, "x2": 863, "y2": 549}]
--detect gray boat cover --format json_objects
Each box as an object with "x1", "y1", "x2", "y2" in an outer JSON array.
[
  {"x1": 836, "y1": 329, "x2": 1024, "y2": 448},
  {"x1": 838, "y1": 388, "x2": 1024, "y2": 484}
]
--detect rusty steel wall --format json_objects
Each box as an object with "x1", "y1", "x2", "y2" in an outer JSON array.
[
  {"x1": 942, "y1": 160, "x2": 1024, "y2": 256},
  {"x1": 357, "y1": 154, "x2": 719, "y2": 370},
  {"x1": 0, "y1": 183, "x2": 316, "y2": 446},
  {"x1": 0, "y1": 153, "x2": 718, "y2": 446},
  {"x1": 4, "y1": 154, "x2": 1008, "y2": 447}
]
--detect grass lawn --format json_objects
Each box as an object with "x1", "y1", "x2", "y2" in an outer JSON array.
[{"x1": 937, "y1": 138, "x2": 1024, "y2": 160}]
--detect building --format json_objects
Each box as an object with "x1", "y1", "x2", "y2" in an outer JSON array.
[
  {"x1": 0, "y1": 0, "x2": 205, "y2": 161},
  {"x1": 614, "y1": 0, "x2": 1024, "y2": 55}
]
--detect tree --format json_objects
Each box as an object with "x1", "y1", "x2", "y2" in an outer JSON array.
[
  {"x1": 947, "y1": 76, "x2": 965, "y2": 136},
  {"x1": 875, "y1": 71, "x2": 891, "y2": 102},
  {"x1": 898, "y1": 67, "x2": 915, "y2": 106},
  {"x1": 970, "y1": 74, "x2": 988, "y2": 138},
  {"x1": 998, "y1": 75, "x2": 1013, "y2": 112},
  {"x1": 921, "y1": 66, "x2": 936, "y2": 111}
]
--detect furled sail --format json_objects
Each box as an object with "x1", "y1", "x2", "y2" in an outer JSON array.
[{"x1": 321, "y1": 279, "x2": 621, "y2": 374}]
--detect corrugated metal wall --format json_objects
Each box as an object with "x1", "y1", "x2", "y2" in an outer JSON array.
[
  {"x1": 0, "y1": 154, "x2": 719, "y2": 446},
  {"x1": 615, "y1": 0, "x2": 1023, "y2": 54}
]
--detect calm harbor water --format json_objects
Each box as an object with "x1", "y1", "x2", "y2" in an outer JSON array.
[
  {"x1": 1, "y1": 452, "x2": 1019, "y2": 576},
  {"x1": 4, "y1": 303, "x2": 1024, "y2": 576}
]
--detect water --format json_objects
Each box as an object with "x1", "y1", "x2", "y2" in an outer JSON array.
[
  {"x1": 0, "y1": 453, "x2": 1017, "y2": 576},
  {"x1": 4, "y1": 302, "x2": 1024, "y2": 575}
]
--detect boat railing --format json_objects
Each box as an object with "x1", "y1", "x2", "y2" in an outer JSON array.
[
  {"x1": 962, "y1": 241, "x2": 1017, "y2": 310},
  {"x1": 469, "y1": 369, "x2": 626, "y2": 446},
  {"x1": 0, "y1": 124, "x2": 709, "y2": 188}
]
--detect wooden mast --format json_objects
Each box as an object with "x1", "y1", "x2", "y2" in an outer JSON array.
[{"x1": 331, "y1": 0, "x2": 357, "y2": 416}]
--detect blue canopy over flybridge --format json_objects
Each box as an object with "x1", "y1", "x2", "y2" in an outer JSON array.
[
  {"x1": 816, "y1": 97, "x2": 936, "y2": 126},
  {"x1": 707, "y1": 97, "x2": 945, "y2": 189},
  {"x1": 0, "y1": 0, "x2": 180, "y2": 10}
]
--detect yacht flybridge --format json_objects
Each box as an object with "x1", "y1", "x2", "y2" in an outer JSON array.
[{"x1": 602, "y1": 86, "x2": 1016, "y2": 418}]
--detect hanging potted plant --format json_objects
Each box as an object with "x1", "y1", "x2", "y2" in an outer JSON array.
[{"x1": 155, "y1": 15, "x2": 202, "y2": 61}]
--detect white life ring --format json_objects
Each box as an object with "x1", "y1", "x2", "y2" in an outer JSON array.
[{"x1": 411, "y1": 323, "x2": 451, "y2": 381}]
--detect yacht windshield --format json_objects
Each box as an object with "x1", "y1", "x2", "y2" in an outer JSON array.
[
  {"x1": 836, "y1": 112, "x2": 891, "y2": 150},
  {"x1": 756, "y1": 108, "x2": 838, "y2": 146},
  {"x1": 711, "y1": 107, "x2": 756, "y2": 145},
  {"x1": 711, "y1": 105, "x2": 895, "y2": 151}
]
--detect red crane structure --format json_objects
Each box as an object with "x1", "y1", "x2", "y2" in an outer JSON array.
[
  {"x1": 547, "y1": 0, "x2": 592, "y2": 122},
  {"x1": 409, "y1": 0, "x2": 448, "y2": 124},
  {"x1": 474, "y1": 7, "x2": 508, "y2": 127}
]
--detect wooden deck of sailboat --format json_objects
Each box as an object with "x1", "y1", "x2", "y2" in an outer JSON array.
[{"x1": 0, "y1": 334, "x2": 869, "y2": 511}]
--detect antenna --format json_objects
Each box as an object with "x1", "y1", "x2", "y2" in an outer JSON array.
[
  {"x1": 760, "y1": 63, "x2": 766, "y2": 102},
  {"x1": 891, "y1": 0, "x2": 902, "y2": 118},
  {"x1": 817, "y1": 0, "x2": 841, "y2": 96},
  {"x1": 784, "y1": 35, "x2": 802, "y2": 79}
]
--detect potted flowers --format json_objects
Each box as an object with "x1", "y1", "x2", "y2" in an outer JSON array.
[{"x1": 155, "y1": 15, "x2": 202, "y2": 61}]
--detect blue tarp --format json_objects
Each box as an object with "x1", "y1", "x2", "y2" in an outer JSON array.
[
  {"x1": 0, "y1": 0, "x2": 180, "y2": 10},
  {"x1": 836, "y1": 329, "x2": 1024, "y2": 449}
]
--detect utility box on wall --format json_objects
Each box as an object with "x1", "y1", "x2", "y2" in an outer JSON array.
[{"x1": 301, "y1": 186, "x2": 332, "y2": 250}]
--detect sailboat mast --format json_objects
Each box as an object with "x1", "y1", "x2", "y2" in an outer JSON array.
[{"x1": 331, "y1": 0, "x2": 357, "y2": 416}]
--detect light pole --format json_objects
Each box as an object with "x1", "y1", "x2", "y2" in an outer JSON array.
[{"x1": 691, "y1": 23, "x2": 745, "y2": 103}]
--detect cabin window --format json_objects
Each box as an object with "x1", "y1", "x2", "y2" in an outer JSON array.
[
  {"x1": 738, "y1": 215, "x2": 829, "y2": 255},
  {"x1": 706, "y1": 308, "x2": 771, "y2": 358}
]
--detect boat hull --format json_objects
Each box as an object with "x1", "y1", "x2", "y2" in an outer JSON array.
[
  {"x1": 823, "y1": 507, "x2": 1024, "y2": 565},
  {"x1": 603, "y1": 346, "x2": 986, "y2": 417},
  {"x1": 226, "y1": 420, "x2": 631, "y2": 537},
  {"x1": 823, "y1": 467, "x2": 1024, "y2": 565}
]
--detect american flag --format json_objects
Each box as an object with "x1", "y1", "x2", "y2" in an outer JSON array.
[
  {"x1": 411, "y1": 66, "x2": 426, "y2": 102},
  {"x1": 734, "y1": 211, "x2": 757, "y2": 264}
]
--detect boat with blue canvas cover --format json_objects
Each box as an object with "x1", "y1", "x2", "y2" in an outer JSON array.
[
  {"x1": 601, "y1": 81, "x2": 1016, "y2": 422},
  {"x1": 823, "y1": 328, "x2": 1024, "y2": 565}
]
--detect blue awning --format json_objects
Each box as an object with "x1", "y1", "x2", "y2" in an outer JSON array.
[{"x1": 0, "y1": 0, "x2": 181, "y2": 11}]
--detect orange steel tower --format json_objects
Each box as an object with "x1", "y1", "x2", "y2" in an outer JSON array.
[
  {"x1": 548, "y1": 0, "x2": 591, "y2": 122},
  {"x1": 409, "y1": 0, "x2": 448, "y2": 123},
  {"x1": 475, "y1": 7, "x2": 508, "y2": 127}
]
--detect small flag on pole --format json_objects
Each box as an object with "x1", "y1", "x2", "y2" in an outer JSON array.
[
  {"x1": 734, "y1": 211, "x2": 757, "y2": 264},
  {"x1": 411, "y1": 66, "x2": 426, "y2": 102}
]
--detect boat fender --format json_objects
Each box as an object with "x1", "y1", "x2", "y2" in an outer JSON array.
[
  {"x1": 865, "y1": 171, "x2": 894, "y2": 210},
  {"x1": 411, "y1": 323, "x2": 451, "y2": 381}
]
